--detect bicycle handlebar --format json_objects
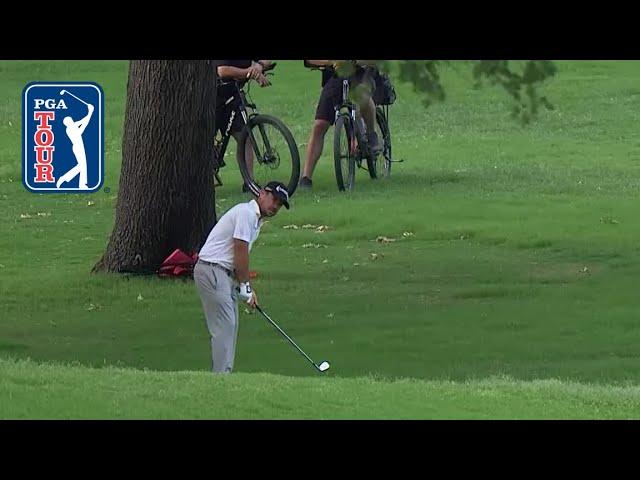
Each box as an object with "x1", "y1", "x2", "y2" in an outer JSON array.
[
  {"x1": 218, "y1": 61, "x2": 277, "y2": 87},
  {"x1": 263, "y1": 61, "x2": 277, "y2": 72}
]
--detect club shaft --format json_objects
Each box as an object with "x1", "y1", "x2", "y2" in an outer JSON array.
[
  {"x1": 256, "y1": 306, "x2": 319, "y2": 370},
  {"x1": 64, "y1": 91, "x2": 90, "y2": 106}
]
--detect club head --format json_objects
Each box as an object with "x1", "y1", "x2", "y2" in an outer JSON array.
[
  {"x1": 60, "y1": 90, "x2": 66, "y2": 95},
  {"x1": 317, "y1": 361, "x2": 330, "y2": 372}
]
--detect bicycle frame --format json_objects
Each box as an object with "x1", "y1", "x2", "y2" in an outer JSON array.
[{"x1": 334, "y1": 78, "x2": 370, "y2": 166}]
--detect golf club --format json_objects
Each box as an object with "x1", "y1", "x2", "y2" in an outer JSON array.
[
  {"x1": 60, "y1": 89, "x2": 90, "y2": 107},
  {"x1": 256, "y1": 305, "x2": 330, "y2": 373}
]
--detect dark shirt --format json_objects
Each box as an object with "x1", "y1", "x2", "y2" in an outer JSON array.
[
  {"x1": 216, "y1": 60, "x2": 256, "y2": 101},
  {"x1": 321, "y1": 66, "x2": 336, "y2": 87},
  {"x1": 218, "y1": 60, "x2": 253, "y2": 69}
]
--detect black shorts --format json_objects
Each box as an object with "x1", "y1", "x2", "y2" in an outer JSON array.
[
  {"x1": 215, "y1": 95, "x2": 245, "y2": 136},
  {"x1": 314, "y1": 68, "x2": 376, "y2": 125}
]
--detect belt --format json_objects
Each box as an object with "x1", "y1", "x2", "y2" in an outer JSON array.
[{"x1": 198, "y1": 259, "x2": 234, "y2": 278}]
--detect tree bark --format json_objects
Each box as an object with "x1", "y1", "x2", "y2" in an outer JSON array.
[{"x1": 93, "y1": 60, "x2": 217, "y2": 274}]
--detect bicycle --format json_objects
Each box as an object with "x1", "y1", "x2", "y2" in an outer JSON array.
[
  {"x1": 332, "y1": 64, "x2": 394, "y2": 191},
  {"x1": 213, "y1": 62, "x2": 301, "y2": 196}
]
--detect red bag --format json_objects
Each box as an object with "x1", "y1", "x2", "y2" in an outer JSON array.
[{"x1": 158, "y1": 249, "x2": 198, "y2": 278}]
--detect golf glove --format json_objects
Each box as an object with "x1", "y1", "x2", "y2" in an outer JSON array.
[{"x1": 238, "y1": 282, "x2": 254, "y2": 304}]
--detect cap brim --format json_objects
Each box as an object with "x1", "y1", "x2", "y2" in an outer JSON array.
[{"x1": 277, "y1": 196, "x2": 290, "y2": 209}]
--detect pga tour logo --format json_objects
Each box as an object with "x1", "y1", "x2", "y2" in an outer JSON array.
[{"x1": 22, "y1": 82, "x2": 104, "y2": 193}]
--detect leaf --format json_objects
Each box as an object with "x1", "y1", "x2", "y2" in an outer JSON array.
[
  {"x1": 376, "y1": 236, "x2": 396, "y2": 244},
  {"x1": 137, "y1": 294, "x2": 144, "y2": 301},
  {"x1": 302, "y1": 243, "x2": 328, "y2": 249},
  {"x1": 402, "y1": 231, "x2": 414, "y2": 237},
  {"x1": 87, "y1": 201, "x2": 95, "y2": 207},
  {"x1": 283, "y1": 224, "x2": 299, "y2": 230},
  {"x1": 19, "y1": 213, "x2": 32, "y2": 219}
]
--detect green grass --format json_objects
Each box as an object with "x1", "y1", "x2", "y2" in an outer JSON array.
[
  {"x1": 3, "y1": 357, "x2": 640, "y2": 419},
  {"x1": 1, "y1": 60, "x2": 640, "y2": 418}
]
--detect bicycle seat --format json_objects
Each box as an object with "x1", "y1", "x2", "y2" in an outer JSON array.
[
  {"x1": 263, "y1": 61, "x2": 277, "y2": 72},
  {"x1": 304, "y1": 60, "x2": 331, "y2": 71}
]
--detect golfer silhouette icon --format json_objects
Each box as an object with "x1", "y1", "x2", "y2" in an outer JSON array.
[{"x1": 56, "y1": 90, "x2": 94, "y2": 190}]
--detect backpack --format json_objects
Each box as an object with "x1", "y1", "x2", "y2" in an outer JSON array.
[
  {"x1": 158, "y1": 249, "x2": 198, "y2": 278},
  {"x1": 372, "y1": 70, "x2": 397, "y2": 106}
]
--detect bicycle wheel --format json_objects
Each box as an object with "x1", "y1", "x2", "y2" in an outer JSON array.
[
  {"x1": 334, "y1": 114, "x2": 356, "y2": 191},
  {"x1": 238, "y1": 114, "x2": 301, "y2": 197},
  {"x1": 368, "y1": 106, "x2": 392, "y2": 179}
]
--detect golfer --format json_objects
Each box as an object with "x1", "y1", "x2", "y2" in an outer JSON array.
[
  {"x1": 56, "y1": 103, "x2": 94, "y2": 190},
  {"x1": 194, "y1": 181, "x2": 291, "y2": 373}
]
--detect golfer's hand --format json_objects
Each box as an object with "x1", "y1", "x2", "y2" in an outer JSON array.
[
  {"x1": 248, "y1": 291, "x2": 258, "y2": 309},
  {"x1": 238, "y1": 282, "x2": 257, "y2": 308}
]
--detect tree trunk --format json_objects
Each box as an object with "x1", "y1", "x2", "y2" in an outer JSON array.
[{"x1": 93, "y1": 60, "x2": 217, "y2": 274}]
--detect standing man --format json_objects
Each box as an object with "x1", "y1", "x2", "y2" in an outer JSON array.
[
  {"x1": 299, "y1": 60, "x2": 379, "y2": 190},
  {"x1": 194, "y1": 181, "x2": 291, "y2": 373}
]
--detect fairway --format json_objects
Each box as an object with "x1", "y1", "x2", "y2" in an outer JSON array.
[
  {"x1": 3, "y1": 357, "x2": 640, "y2": 419},
  {"x1": 1, "y1": 60, "x2": 640, "y2": 418}
]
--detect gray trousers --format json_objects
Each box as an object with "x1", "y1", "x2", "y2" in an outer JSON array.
[{"x1": 194, "y1": 261, "x2": 239, "y2": 373}]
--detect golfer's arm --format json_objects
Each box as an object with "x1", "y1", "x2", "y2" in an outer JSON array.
[
  {"x1": 77, "y1": 112, "x2": 92, "y2": 134},
  {"x1": 217, "y1": 65, "x2": 253, "y2": 81},
  {"x1": 233, "y1": 239, "x2": 250, "y2": 283}
]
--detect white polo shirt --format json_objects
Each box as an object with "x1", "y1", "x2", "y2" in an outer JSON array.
[{"x1": 198, "y1": 199, "x2": 264, "y2": 271}]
